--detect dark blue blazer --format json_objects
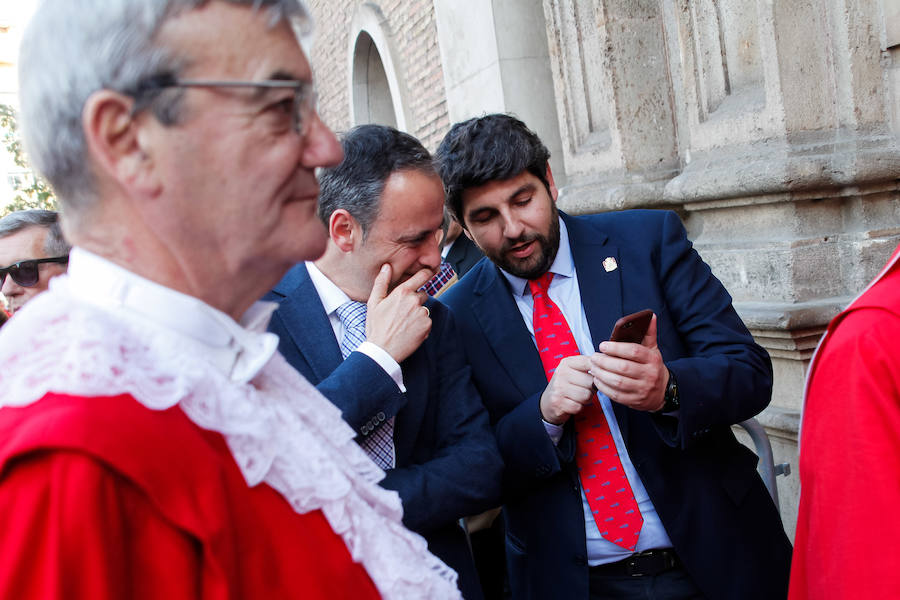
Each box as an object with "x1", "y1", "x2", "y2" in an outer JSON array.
[
  {"x1": 445, "y1": 234, "x2": 484, "y2": 278},
  {"x1": 440, "y1": 210, "x2": 791, "y2": 600},
  {"x1": 266, "y1": 264, "x2": 503, "y2": 600}
]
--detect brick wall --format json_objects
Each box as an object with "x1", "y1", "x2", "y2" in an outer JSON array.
[{"x1": 305, "y1": 0, "x2": 450, "y2": 152}]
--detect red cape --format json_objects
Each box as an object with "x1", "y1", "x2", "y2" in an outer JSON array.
[
  {"x1": 789, "y1": 243, "x2": 900, "y2": 599},
  {"x1": 0, "y1": 393, "x2": 380, "y2": 599}
]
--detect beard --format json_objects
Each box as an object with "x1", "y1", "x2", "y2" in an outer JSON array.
[{"x1": 485, "y1": 207, "x2": 561, "y2": 280}]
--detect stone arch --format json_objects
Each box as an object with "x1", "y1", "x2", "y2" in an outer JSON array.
[{"x1": 348, "y1": 3, "x2": 413, "y2": 131}]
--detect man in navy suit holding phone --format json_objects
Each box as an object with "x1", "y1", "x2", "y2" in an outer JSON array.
[{"x1": 436, "y1": 114, "x2": 790, "y2": 600}]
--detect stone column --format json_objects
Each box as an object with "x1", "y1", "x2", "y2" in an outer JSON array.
[{"x1": 434, "y1": 0, "x2": 566, "y2": 180}]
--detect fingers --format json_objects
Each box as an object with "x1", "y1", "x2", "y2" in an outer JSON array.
[
  {"x1": 540, "y1": 355, "x2": 598, "y2": 424},
  {"x1": 368, "y1": 264, "x2": 392, "y2": 308},
  {"x1": 400, "y1": 268, "x2": 436, "y2": 298},
  {"x1": 590, "y1": 346, "x2": 667, "y2": 411},
  {"x1": 559, "y1": 354, "x2": 593, "y2": 374},
  {"x1": 641, "y1": 314, "x2": 658, "y2": 347},
  {"x1": 364, "y1": 266, "x2": 434, "y2": 364},
  {"x1": 592, "y1": 370, "x2": 639, "y2": 398},
  {"x1": 598, "y1": 314, "x2": 658, "y2": 357}
]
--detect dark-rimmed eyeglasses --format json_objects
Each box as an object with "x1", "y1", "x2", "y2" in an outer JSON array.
[
  {"x1": 0, "y1": 256, "x2": 69, "y2": 288},
  {"x1": 131, "y1": 74, "x2": 317, "y2": 138}
]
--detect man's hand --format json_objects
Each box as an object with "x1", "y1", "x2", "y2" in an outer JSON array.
[
  {"x1": 540, "y1": 355, "x2": 596, "y2": 425},
  {"x1": 365, "y1": 264, "x2": 433, "y2": 363},
  {"x1": 591, "y1": 314, "x2": 668, "y2": 412}
]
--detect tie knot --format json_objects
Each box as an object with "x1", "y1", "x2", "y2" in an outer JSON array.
[
  {"x1": 335, "y1": 301, "x2": 367, "y2": 329},
  {"x1": 528, "y1": 272, "x2": 555, "y2": 297}
]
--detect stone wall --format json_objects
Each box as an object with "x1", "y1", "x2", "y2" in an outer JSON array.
[
  {"x1": 303, "y1": 0, "x2": 900, "y2": 540},
  {"x1": 306, "y1": 0, "x2": 449, "y2": 151},
  {"x1": 542, "y1": 0, "x2": 900, "y2": 537}
]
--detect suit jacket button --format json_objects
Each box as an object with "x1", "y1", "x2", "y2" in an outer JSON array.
[
  {"x1": 377, "y1": 412, "x2": 386, "y2": 422},
  {"x1": 362, "y1": 424, "x2": 370, "y2": 434}
]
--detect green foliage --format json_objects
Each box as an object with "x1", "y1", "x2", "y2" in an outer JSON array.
[{"x1": 0, "y1": 103, "x2": 57, "y2": 216}]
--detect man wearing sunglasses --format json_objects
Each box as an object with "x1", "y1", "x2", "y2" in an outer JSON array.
[
  {"x1": 0, "y1": 209, "x2": 70, "y2": 314},
  {"x1": 0, "y1": 1, "x2": 461, "y2": 599}
]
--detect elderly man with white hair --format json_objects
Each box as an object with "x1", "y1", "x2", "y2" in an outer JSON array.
[{"x1": 0, "y1": 1, "x2": 461, "y2": 598}]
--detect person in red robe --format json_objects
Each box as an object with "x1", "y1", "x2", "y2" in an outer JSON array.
[
  {"x1": 0, "y1": 1, "x2": 461, "y2": 598},
  {"x1": 789, "y1": 241, "x2": 900, "y2": 599}
]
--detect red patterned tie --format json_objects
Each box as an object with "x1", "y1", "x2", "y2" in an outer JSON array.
[{"x1": 529, "y1": 272, "x2": 643, "y2": 551}]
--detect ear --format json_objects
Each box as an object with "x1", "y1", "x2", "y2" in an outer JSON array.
[
  {"x1": 545, "y1": 162, "x2": 559, "y2": 203},
  {"x1": 82, "y1": 90, "x2": 161, "y2": 198},
  {"x1": 329, "y1": 209, "x2": 362, "y2": 253}
]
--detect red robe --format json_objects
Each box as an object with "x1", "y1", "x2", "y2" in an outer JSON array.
[
  {"x1": 0, "y1": 393, "x2": 381, "y2": 599},
  {"x1": 789, "y1": 243, "x2": 900, "y2": 599}
]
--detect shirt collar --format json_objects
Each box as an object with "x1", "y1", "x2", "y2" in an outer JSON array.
[
  {"x1": 500, "y1": 216, "x2": 574, "y2": 297},
  {"x1": 306, "y1": 260, "x2": 353, "y2": 315},
  {"x1": 441, "y1": 237, "x2": 455, "y2": 260},
  {"x1": 65, "y1": 247, "x2": 279, "y2": 383}
]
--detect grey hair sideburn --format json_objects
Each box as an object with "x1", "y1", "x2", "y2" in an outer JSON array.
[
  {"x1": 17, "y1": 0, "x2": 312, "y2": 215},
  {"x1": 0, "y1": 209, "x2": 71, "y2": 257}
]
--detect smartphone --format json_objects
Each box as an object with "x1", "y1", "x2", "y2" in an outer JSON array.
[{"x1": 609, "y1": 309, "x2": 654, "y2": 343}]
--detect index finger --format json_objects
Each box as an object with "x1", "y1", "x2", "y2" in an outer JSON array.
[
  {"x1": 368, "y1": 264, "x2": 392, "y2": 308},
  {"x1": 559, "y1": 354, "x2": 593, "y2": 374},
  {"x1": 398, "y1": 268, "x2": 435, "y2": 294},
  {"x1": 595, "y1": 341, "x2": 645, "y2": 361}
]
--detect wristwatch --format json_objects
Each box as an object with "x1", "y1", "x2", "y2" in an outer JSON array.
[{"x1": 659, "y1": 368, "x2": 680, "y2": 413}]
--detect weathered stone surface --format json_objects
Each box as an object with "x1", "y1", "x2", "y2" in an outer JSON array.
[
  {"x1": 542, "y1": 0, "x2": 900, "y2": 538},
  {"x1": 306, "y1": 0, "x2": 900, "y2": 542}
]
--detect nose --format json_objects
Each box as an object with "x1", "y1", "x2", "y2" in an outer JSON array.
[
  {"x1": 419, "y1": 231, "x2": 443, "y2": 272},
  {"x1": 501, "y1": 211, "x2": 525, "y2": 240},
  {"x1": 301, "y1": 111, "x2": 344, "y2": 169}
]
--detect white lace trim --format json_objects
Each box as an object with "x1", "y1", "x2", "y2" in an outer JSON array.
[{"x1": 0, "y1": 282, "x2": 460, "y2": 600}]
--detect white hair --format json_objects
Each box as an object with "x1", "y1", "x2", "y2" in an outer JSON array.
[{"x1": 17, "y1": 0, "x2": 313, "y2": 214}]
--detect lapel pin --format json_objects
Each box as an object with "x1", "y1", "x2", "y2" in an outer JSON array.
[{"x1": 603, "y1": 257, "x2": 618, "y2": 273}]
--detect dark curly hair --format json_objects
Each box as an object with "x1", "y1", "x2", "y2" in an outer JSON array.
[{"x1": 434, "y1": 114, "x2": 550, "y2": 225}]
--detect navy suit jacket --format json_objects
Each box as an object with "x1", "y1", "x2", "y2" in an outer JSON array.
[
  {"x1": 266, "y1": 264, "x2": 503, "y2": 600},
  {"x1": 440, "y1": 210, "x2": 791, "y2": 600},
  {"x1": 445, "y1": 234, "x2": 484, "y2": 278}
]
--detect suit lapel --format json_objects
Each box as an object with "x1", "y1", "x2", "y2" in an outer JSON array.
[
  {"x1": 445, "y1": 237, "x2": 466, "y2": 268},
  {"x1": 563, "y1": 214, "x2": 631, "y2": 440},
  {"x1": 274, "y1": 265, "x2": 343, "y2": 383},
  {"x1": 472, "y1": 265, "x2": 548, "y2": 398}
]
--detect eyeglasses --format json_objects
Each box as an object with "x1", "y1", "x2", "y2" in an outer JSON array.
[
  {"x1": 131, "y1": 74, "x2": 318, "y2": 138},
  {"x1": 0, "y1": 256, "x2": 69, "y2": 288}
]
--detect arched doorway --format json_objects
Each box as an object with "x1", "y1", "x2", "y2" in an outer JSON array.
[{"x1": 351, "y1": 31, "x2": 397, "y2": 128}]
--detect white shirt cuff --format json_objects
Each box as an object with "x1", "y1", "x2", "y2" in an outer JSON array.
[
  {"x1": 542, "y1": 419, "x2": 564, "y2": 445},
  {"x1": 357, "y1": 341, "x2": 406, "y2": 393}
]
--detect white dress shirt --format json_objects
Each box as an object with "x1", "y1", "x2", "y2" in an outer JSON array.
[
  {"x1": 499, "y1": 218, "x2": 674, "y2": 565},
  {"x1": 66, "y1": 246, "x2": 280, "y2": 383},
  {"x1": 305, "y1": 262, "x2": 405, "y2": 392}
]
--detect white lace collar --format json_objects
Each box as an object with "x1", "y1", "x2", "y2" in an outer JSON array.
[
  {"x1": 0, "y1": 262, "x2": 460, "y2": 599},
  {"x1": 65, "y1": 247, "x2": 279, "y2": 383}
]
